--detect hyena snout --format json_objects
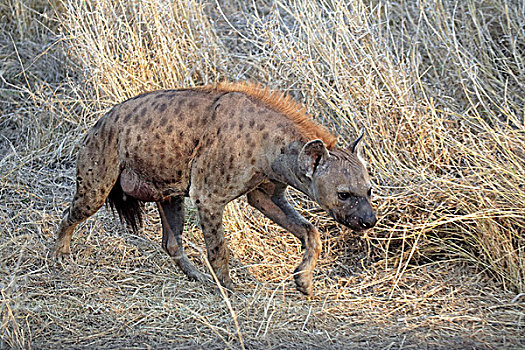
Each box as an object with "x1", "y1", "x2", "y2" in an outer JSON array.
[
  {"x1": 336, "y1": 199, "x2": 377, "y2": 231},
  {"x1": 358, "y1": 210, "x2": 377, "y2": 229}
]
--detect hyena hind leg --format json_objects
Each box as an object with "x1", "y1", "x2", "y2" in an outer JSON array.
[
  {"x1": 55, "y1": 171, "x2": 119, "y2": 261},
  {"x1": 55, "y1": 197, "x2": 104, "y2": 261},
  {"x1": 157, "y1": 197, "x2": 210, "y2": 283}
]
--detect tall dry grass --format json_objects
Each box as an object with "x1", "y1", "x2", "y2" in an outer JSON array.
[
  {"x1": 62, "y1": 0, "x2": 524, "y2": 291},
  {"x1": 1, "y1": 0, "x2": 524, "y2": 348}
]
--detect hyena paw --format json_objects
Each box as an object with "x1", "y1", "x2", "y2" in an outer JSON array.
[
  {"x1": 54, "y1": 249, "x2": 71, "y2": 264},
  {"x1": 293, "y1": 267, "x2": 313, "y2": 296},
  {"x1": 211, "y1": 272, "x2": 234, "y2": 291},
  {"x1": 54, "y1": 240, "x2": 73, "y2": 262},
  {"x1": 219, "y1": 275, "x2": 235, "y2": 291},
  {"x1": 187, "y1": 270, "x2": 212, "y2": 284}
]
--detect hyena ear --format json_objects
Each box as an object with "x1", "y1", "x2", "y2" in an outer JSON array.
[
  {"x1": 350, "y1": 129, "x2": 365, "y2": 154},
  {"x1": 298, "y1": 140, "x2": 329, "y2": 179}
]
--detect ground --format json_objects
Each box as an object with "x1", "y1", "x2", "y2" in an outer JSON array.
[{"x1": 1, "y1": 198, "x2": 523, "y2": 349}]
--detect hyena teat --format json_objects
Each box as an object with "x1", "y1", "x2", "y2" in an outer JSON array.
[{"x1": 55, "y1": 82, "x2": 377, "y2": 295}]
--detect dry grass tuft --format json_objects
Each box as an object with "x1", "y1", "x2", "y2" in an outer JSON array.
[{"x1": 1, "y1": 0, "x2": 524, "y2": 348}]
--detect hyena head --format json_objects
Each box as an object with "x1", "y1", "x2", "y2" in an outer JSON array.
[{"x1": 298, "y1": 133, "x2": 377, "y2": 231}]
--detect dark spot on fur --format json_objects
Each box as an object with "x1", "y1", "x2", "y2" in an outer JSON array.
[
  {"x1": 196, "y1": 199, "x2": 201, "y2": 204},
  {"x1": 239, "y1": 123, "x2": 244, "y2": 131},
  {"x1": 262, "y1": 131, "x2": 269, "y2": 140},
  {"x1": 167, "y1": 125, "x2": 173, "y2": 134},
  {"x1": 160, "y1": 116, "x2": 168, "y2": 126},
  {"x1": 251, "y1": 158, "x2": 256, "y2": 165},
  {"x1": 159, "y1": 103, "x2": 167, "y2": 113},
  {"x1": 144, "y1": 118, "x2": 152, "y2": 128},
  {"x1": 124, "y1": 114, "x2": 132, "y2": 123},
  {"x1": 177, "y1": 170, "x2": 182, "y2": 177},
  {"x1": 249, "y1": 120, "x2": 255, "y2": 128},
  {"x1": 258, "y1": 124, "x2": 265, "y2": 131},
  {"x1": 179, "y1": 131, "x2": 184, "y2": 138},
  {"x1": 140, "y1": 107, "x2": 147, "y2": 117},
  {"x1": 187, "y1": 120, "x2": 193, "y2": 128},
  {"x1": 136, "y1": 135, "x2": 142, "y2": 142},
  {"x1": 216, "y1": 127, "x2": 221, "y2": 135}
]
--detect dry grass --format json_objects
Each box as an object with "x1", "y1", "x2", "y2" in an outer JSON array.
[{"x1": 1, "y1": 0, "x2": 524, "y2": 348}]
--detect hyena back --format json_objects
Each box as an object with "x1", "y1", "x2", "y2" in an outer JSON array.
[{"x1": 55, "y1": 82, "x2": 376, "y2": 295}]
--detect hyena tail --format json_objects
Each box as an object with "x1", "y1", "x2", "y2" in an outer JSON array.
[{"x1": 106, "y1": 177, "x2": 144, "y2": 233}]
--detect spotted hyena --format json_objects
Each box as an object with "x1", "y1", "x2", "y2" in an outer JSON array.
[{"x1": 55, "y1": 82, "x2": 376, "y2": 295}]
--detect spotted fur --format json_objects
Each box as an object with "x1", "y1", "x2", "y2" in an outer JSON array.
[{"x1": 54, "y1": 82, "x2": 376, "y2": 295}]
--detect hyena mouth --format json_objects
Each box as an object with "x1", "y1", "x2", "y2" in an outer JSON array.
[{"x1": 329, "y1": 210, "x2": 373, "y2": 231}]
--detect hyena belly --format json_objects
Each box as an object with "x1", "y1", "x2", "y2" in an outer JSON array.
[{"x1": 112, "y1": 90, "x2": 217, "y2": 200}]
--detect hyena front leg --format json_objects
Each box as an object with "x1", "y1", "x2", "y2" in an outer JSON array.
[
  {"x1": 195, "y1": 201, "x2": 234, "y2": 289},
  {"x1": 156, "y1": 197, "x2": 209, "y2": 283},
  {"x1": 247, "y1": 181, "x2": 321, "y2": 296}
]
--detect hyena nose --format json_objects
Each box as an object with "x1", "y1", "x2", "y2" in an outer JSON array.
[{"x1": 360, "y1": 212, "x2": 377, "y2": 229}]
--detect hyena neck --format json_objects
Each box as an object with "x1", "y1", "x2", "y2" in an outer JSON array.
[{"x1": 269, "y1": 141, "x2": 315, "y2": 197}]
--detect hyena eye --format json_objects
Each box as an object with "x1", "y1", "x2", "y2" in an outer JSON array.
[{"x1": 337, "y1": 192, "x2": 351, "y2": 201}]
